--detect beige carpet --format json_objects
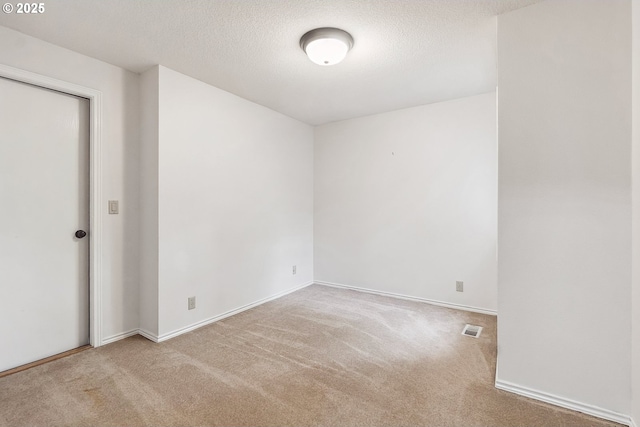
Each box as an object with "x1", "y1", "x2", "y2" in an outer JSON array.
[{"x1": 0, "y1": 285, "x2": 622, "y2": 426}]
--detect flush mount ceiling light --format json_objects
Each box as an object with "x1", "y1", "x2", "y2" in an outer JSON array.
[{"x1": 300, "y1": 27, "x2": 354, "y2": 66}]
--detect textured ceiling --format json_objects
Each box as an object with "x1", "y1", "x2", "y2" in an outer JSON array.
[{"x1": 0, "y1": 0, "x2": 542, "y2": 125}]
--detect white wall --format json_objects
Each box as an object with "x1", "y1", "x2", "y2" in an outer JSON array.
[
  {"x1": 632, "y1": 0, "x2": 640, "y2": 424},
  {"x1": 0, "y1": 25, "x2": 140, "y2": 343},
  {"x1": 497, "y1": 0, "x2": 631, "y2": 417},
  {"x1": 139, "y1": 66, "x2": 159, "y2": 337},
  {"x1": 314, "y1": 93, "x2": 497, "y2": 312},
  {"x1": 154, "y1": 66, "x2": 314, "y2": 338}
]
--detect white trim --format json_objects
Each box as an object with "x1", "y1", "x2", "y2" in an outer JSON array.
[
  {"x1": 630, "y1": 416, "x2": 638, "y2": 427},
  {"x1": 101, "y1": 329, "x2": 139, "y2": 345},
  {"x1": 315, "y1": 280, "x2": 497, "y2": 316},
  {"x1": 495, "y1": 379, "x2": 632, "y2": 426},
  {"x1": 0, "y1": 64, "x2": 104, "y2": 347},
  {"x1": 137, "y1": 329, "x2": 160, "y2": 343},
  {"x1": 155, "y1": 281, "x2": 314, "y2": 342}
]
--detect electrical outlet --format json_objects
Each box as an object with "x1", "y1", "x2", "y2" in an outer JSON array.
[
  {"x1": 456, "y1": 281, "x2": 464, "y2": 292},
  {"x1": 292, "y1": 265, "x2": 297, "y2": 275},
  {"x1": 188, "y1": 296, "x2": 196, "y2": 310}
]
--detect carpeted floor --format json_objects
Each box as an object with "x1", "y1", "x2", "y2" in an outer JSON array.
[{"x1": 0, "y1": 285, "x2": 622, "y2": 426}]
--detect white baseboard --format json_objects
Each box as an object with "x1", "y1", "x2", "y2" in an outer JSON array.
[
  {"x1": 103, "y1": 282, "x2": 314, "y2": 345},
  {"x1": 495, "y1": 379, "x2": 631, "y2": 426},
  {"x1": 315, "y1": 280, "x2": 497, "y2": 316},
  {"x1": 137, "y1": 328, "x2": 159, "y2": 343},
  {"x1": 630, "y1": 416, "x2": 638, "y2": 427},
  {"x1": 101, "y1": 329, "x2": 139, "y2": 345},
  {"x1": 156, "y1": 281, "x2": 314, "y2": 342}
]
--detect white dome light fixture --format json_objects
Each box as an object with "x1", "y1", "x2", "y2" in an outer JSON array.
[{"x1": 300, "y1": 27, "x2": 354, "y2": 66}]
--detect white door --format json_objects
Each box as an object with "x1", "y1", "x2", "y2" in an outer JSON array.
[{"x1": 0, "y1": 77, "x2": 90, "y2": 372}]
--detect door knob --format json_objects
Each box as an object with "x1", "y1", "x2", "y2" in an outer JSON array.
[{"x1": 75, "y1": 230, "x2": 87, "y2": 239}]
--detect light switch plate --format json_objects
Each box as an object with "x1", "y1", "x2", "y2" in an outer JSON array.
[{"x1": 108, "y1": 200, "x2": 119, "y2": 214}]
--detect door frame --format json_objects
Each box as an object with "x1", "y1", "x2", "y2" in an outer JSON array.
[{"x1": 0, "y1": 63, "x2": 104, "y2": 348}]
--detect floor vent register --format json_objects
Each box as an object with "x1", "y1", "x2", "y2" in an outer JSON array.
[{"x1": 461, "y1": 324, "x2": 483, "y2": 338}]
